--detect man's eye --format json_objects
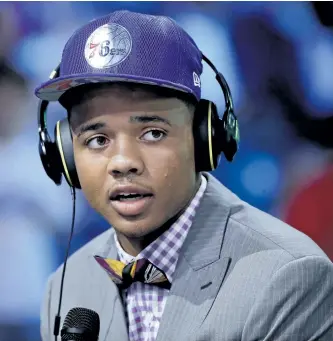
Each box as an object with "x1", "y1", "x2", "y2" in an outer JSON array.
[
  {"x1": 141, "y1": 130, "x2": 166, "y2": 142},
  {"x1": 86, "y1": 136, "x2": 109, "y2": 149}
]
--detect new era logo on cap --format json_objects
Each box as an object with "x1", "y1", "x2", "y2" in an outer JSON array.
[
  {"x1": 193, "y1": 72, "x2": 201, "y2": 87},
  {"x1": 34, "y1": 11, "x2": 203, "y2": 102}
]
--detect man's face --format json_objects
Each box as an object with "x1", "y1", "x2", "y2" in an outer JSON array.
[{"x1": 70, "y1": 86, "x2": 197, "y2": 241}]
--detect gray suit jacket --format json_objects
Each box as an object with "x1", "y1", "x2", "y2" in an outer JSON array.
[{"x1": 41, "y1": 173, "x2": 333, "y2": 341}]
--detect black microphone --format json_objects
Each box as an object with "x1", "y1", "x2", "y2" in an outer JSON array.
[{"x1": 61, "y1": 307, "x2": 100, "y2": 341}]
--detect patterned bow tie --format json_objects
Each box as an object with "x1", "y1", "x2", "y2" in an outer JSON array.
[{"x1": 94, "y1": 255, "x2": 171, "y2": 290}]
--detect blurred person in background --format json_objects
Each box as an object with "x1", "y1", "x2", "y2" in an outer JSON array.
[
  {"x1": 268, "y1": 1, "x2": 333, "y2": 261},
  {"x1": 270, "y1": 79, "x2": 333, "y2": 261},
  {"x1": 231, "y1": 4, "x2": 333, "y2": 260},
  {"x1": 0, "y1": 6, "x2": 83, "y2": 341},
  {"x1": 0, "y1": 58, "x2": 55, "y2": 341}
]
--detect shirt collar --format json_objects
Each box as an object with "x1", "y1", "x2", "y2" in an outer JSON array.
[{"x1": 115, "y1": 174, "x2": 207, "y2": 283}]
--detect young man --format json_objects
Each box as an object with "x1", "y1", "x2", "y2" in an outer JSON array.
[{"x1": 35, "y1": 11, "x2": 333, "y2": 341}]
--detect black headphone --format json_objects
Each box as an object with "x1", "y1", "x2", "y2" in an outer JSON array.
[{"x1": 38, "y1": 54, "x2": 240, "y2": 190}]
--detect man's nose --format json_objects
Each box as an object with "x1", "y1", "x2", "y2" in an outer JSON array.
[{"x1": 107, "y1": 137, "x2": 144, "y2": 177}]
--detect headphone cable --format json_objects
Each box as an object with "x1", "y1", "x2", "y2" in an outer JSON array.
[{"x1": 53, "y1": 186, "x2": 76, "y2": 341}]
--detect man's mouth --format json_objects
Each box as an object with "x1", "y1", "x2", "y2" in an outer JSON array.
[
  {"x1": 109, "y1": 185, "x2": 154, "y2": 216},
  {"x1": 111, "y1": 193, "x2": 153, "y2": 202}
]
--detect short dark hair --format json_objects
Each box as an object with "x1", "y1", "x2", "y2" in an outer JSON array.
[{"x1": 59, "y1": 82, "x2": 197, "y2": 120}]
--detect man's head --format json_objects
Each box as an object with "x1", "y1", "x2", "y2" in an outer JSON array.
[
  {"x1": 59, "y1": 82, "x2": 199, "y2": 247},
  {"x1": 34, "y1": 10, "x2": 205, "y2": 252}
]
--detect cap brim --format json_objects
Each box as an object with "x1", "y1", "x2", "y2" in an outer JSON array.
[{"x1": 35, "y1": 73, "x2": 196, "y2": 101}]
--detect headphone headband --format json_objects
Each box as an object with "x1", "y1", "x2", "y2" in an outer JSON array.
[
  {"x1": 38, "y1": 64, "x2": 60, "y2": 134},
  {"x1": 201, "y1": 54, "x2": 234, "y2": 112},
  {"x1": 38, "y1": 100, "x2": 48, "y2": 132}
]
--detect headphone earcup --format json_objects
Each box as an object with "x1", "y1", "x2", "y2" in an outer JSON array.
[
  {"x1": 39, "y1": 129, "x2": 63, "y2": 185},
  {"x1": 193, "y1": 99, "x2": 221, "y2": 172},
  {"x1": 54, "y1": 118, "x2": 81, "y2": 189}
]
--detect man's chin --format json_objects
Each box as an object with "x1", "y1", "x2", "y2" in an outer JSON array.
[
  {"x1": 112, "y1": 217, "x2": 168, "y2": 240},
  {"x1": 111, "y1": 218, "x2": 153, "y2": 237}
]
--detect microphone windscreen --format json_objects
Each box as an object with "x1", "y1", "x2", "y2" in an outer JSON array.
[{"x1": 61, "y1": 307, "x2": 100, "y2": 341}]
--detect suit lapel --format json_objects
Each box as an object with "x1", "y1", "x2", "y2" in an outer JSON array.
[{"x1": 156, "y1": 173, "x2": 232, "y2": 341}]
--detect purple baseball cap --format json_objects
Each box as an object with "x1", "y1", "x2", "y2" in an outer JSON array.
[{"x1": 34, "y1": 10, "x2": 203, "y2": 102}]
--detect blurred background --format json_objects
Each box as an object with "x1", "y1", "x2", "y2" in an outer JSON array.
[{"x1": 0, "y1": 1, "x2": 332, "y2": 340}]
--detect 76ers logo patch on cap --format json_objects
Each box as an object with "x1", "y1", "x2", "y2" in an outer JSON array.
[{"x1": 84, "y1": 23, "x2": 132, "y2": 69}]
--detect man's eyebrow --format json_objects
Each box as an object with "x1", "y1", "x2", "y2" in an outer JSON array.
[
  {"x1": 129, "y1": 115, "x2": 171, "y2": 126},
  {"x1": 75, "y1": 122, "x2": 106, "y2": 137}
]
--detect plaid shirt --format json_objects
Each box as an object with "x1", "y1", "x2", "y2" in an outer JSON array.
[{"x1": 114, "y1": 175, "x2": 207, "y2": 341}]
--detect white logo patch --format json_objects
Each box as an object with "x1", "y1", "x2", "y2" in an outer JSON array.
[
  {"x1": 193, "y1": 72, "x2": 201, "y2": 87},
  {"x1": 84, "y1": 23, "x2": 132, "y2": 69}
]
